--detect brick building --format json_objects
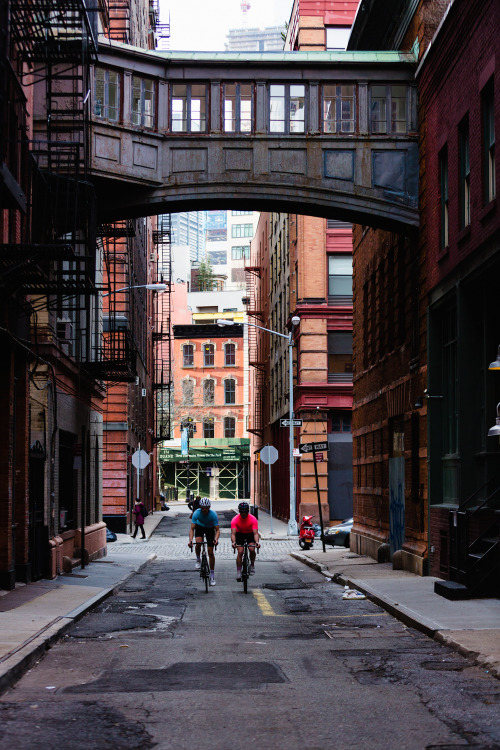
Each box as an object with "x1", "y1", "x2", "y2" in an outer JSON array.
[
  {"x1": 417, "y1": 0, "x2": 500, "y2": 593},
  {"x1": 161, "y1": 322, "x2": 249, "y2": 501}
]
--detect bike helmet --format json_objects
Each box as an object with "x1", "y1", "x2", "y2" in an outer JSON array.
[
  {"x1": 238, "y1": 501, "x2": 250, "y2": 513},
  {"x1": 199, "y1": 497, "x2": 211, "y2": 508}
]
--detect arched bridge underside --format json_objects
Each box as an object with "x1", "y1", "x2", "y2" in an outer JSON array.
[{"x1": 91, "y1": 44, "x2": 419, "y2": 231}]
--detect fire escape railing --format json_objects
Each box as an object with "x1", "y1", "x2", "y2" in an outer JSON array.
[{"x1": 153, "y1": 214, "x2": 172, "y2": 441}]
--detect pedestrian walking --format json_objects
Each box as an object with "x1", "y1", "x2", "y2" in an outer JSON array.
[
  {"x1": 132, "y1": 499, "x2": 148, "y2": 539},
  {"x1": 189, "y1": 495, "x2": 201, "y2": 519}
]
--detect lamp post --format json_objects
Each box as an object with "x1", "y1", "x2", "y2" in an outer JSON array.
[{"x1": 217, "y1": 316, "x2": 300, "y2": 535}]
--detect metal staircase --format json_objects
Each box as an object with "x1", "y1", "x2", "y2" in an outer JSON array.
[{"x1": 435, "y1": 483, "x2": 500, "y2": 600}]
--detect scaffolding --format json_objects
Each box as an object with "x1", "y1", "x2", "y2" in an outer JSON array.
[{"x1": 153, "y1": 214, "x2": 173, "y2": 441}]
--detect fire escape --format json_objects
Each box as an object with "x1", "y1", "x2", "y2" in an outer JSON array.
[
  {"x1": 245, "y1": 262, "x2": 265, "y2": 438},
  {"x1": 153, "y1": 214, "x2": 173, "y2": 441},
  {"x1": 5, "y1": 0, "x2": 101, "y2": 349}
]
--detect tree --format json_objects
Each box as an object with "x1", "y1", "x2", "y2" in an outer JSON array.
[{"x1": 196, "y1": 258, "x2": 216, "y2": 291}]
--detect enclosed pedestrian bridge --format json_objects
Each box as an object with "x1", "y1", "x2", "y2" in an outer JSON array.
[{"x1": 91, "y1": 42, "x2": 419, "y2": 230}]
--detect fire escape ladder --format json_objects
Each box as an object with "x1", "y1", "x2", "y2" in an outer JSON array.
[
  {"x1": 6, "y1": 0, "x2": 100, "y2": 364},
  {"x1": 153, "y1": 214, "x2": 172, "y2": 441}
]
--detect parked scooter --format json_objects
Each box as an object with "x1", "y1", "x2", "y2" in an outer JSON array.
[{"x1": 299, "y1": 515, "x2": 315, "y2": 550}]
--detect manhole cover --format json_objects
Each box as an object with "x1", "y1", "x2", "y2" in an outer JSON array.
[{"x1": 64, "y1": 662, "x2": 287, "y2": 693}]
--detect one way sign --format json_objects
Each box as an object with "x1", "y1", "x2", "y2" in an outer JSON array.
[{"x1": 298, "y1": 441, "x2": 328, "y2": 454}]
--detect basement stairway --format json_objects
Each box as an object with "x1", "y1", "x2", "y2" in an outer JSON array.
[{"x1": 435, "y1": 485, "x2": 500, "y2": 600}]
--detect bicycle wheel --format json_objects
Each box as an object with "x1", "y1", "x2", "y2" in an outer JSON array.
[
  {"x1": 242, "y1": 548, "x2": 249, "y2": 594},
  {"x1": 201, "y1": 555, "x2": 210, "y2": 593}
]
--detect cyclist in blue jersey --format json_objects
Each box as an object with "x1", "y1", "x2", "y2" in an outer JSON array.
[{"x1": 188, "y1": 497, "x2": 220, "y2": 586}]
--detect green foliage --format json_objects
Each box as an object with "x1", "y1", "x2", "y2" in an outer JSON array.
[{"x1": 196, "y1": 258, "x2": 217, "y2": 291}]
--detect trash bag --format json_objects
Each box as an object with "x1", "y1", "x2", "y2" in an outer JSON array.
[{"x1": 106, "y1": 527, "x2": 117, "y2": 543}]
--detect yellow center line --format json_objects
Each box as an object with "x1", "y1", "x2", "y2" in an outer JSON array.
[{"x1": 253, "y1": 590, "x2": 287, "y2": 616}]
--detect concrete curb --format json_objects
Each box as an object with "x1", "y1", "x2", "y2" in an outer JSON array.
[{"x1": 0, "y1": 553, "x2": 157, "y2": 696}]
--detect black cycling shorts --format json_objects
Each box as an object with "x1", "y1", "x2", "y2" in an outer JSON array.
[
  {"x1": 195, "y1": 525, "x2": 216, "y2": 545},
  {"x1": 235, "y1": 532, "x2": 256, "y2": 546}
]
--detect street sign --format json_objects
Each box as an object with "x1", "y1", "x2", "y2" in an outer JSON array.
[
  {"x1": 280, "y1": 418, "x2": 303, "y2": 427},
  {"x1": 260, "y1": 445, "x2": 278, "y2": 464},
  {"x1": 314, "y1": 453, "x2": 324, "y2": 462},
  {"x1": 131, "y1": 449, "x2": 150, "y2": 469},
  {"x1": 293, "y1": 448, "x2": 300, "y2": 457},
  {"x1": 298, "y1": 441, "x2": 328, "y2": 454}
]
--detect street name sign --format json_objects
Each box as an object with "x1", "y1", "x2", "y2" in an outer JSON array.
[
  {"x1": 280, "y1": 419, "x2": 303, "y2": 427},
  {"x1": 298, "y1": 441, "x2": 328, "y2": 454}
]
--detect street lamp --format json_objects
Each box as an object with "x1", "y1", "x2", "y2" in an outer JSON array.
[
  {"x1": 217, "y1": 315, "x2": 300, "y2": 534},
  {"x1": 102, "y1": 283, "x2": 168, "y2": 297}
]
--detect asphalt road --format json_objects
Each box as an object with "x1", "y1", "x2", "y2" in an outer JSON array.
[{"x1": 1, "y1": 510, "x2": 500, "y2": 750}]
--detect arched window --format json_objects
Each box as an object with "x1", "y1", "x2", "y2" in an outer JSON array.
[
  {"x1": 182, "y1": 379, "x2": 194, "y2": 405},
  {"x1": 203, "y1": 379, "x2": 215, "y2": 405},
  {"x1": 203, "y1": 343, "x2": 214, "y2": 366},
  {"x1": 224, "y1": 417, "x2": 236, "y2": 438},
  {"x1": 183, "y1": 343, "x2": 194, "y2": 367},
  {"x1": 224, "y1": 378, "x2": 236, "y2": 405},
  {"x1": 224, "y1": 342, "x2": 236, "y2": 366}
]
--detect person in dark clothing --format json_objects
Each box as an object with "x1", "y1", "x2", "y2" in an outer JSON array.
[
  {"x1": 189, "y1": 495, "x2": 201, "y2": 519},
  {"x1": 132, "y1": 499, "x2": 147, "y2": 539}
]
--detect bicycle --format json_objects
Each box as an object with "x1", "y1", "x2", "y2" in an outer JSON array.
[
  {"x1": 233, "y1": 539, "x2": 259, "y2": 594},
  {"x1": 190, "y1": 540, "x2": 211, "y2": 593}
]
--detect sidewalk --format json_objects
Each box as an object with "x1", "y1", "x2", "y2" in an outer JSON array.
[
  {"x1": 291, "y1": 542, "x2": 500, "y2": 680},
  {"x1": 0, "y1": 505, "x2": 498, "y2": 697}
]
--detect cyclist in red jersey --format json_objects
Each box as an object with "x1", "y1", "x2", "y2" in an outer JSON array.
[{"x1": 230, "y1": 501, "x2": 260, "y2": 581}]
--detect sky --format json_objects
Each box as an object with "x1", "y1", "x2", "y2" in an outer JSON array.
[{"x1": 160, "y1": 0, "x2": 292, "y2": 51}]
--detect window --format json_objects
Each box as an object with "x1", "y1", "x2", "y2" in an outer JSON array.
[
  {"x1": 328, "y1": 331, "x2": 353, "y2": 382},
  {"x1": 203, "y1": 379, "x2": 215, "y2": 405},
  {"x1": 207, "y1": 249, "x2": 227, "y2": 265},
  {"x1": 231, "y1": 224, "x2": 253, "y2": 238},
  {"x1": 269, "y1": 84, "x2": 305, "y2": 134},
  {"x1": 225, "y1": 343, "x2": 236, "y2": 365},
  {"x1": 183, "y1": 344, "x2": 194, "y2": 367},
  {"x1": 203, "y1": 343, "x2": 214, "y2": 366},
  {"x1": 94, "y1": 68, "x2": 119, "y2": 121},
  {"x1": 223, "y1": 83, "x2": 253, "y2": 133},
  {"x1": 328, "y1": 256, "x2": 353, "y2": 301},
  {"x1": 132, "y1": 76, "x2": 155, "y2": 128},
  {"x1": 459, "y1": 117, "x2": 470, "y2": 229},
  {"x1": 370, "y1": 85, "x2": 407, "y2": 134},
  {"x1": 232, "y1": 211, "x2": 253, "y2": 216},
  {"x1": 171, "y1": 84, "x2": 207, "y2": 133},
  {"x1": 326, "y1": 26, "x2": 351, "y2": 50},
  {"x1": 224, "y1": 417, "x2": 236, "y2": 438},
  {"x1": 482, "y1": 78, "x2": 496, "y2": 204},
  {"x1": 182, "y1": 380, "x2": 194, "y2": 405},
  {"x1": 224, "y1": 378, "x2": 236, "y2": 404},
  {"x1": 439, "y1": 146, "x2": 449, "y2": 249},
  {"x1": 203, "y1": 418, "x2": 215, "y2": 438},
  {"x1": 323, "y1": 85, "x2": 355, "y2": 133},
  {"x1": 231, "y1": 245, "x2": 250, "y2": 260},
  {"x1": 331, "y1": 412, "x2": 352, "y2": 432}
]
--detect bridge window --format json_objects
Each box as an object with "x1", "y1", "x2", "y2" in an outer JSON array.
[
  {"x1": 171, "y1": 84, "x2": 207, "y2": 133},
  {"x1": 231, "y1": 245, "x2": 250, "y2": 259},
  {"x1": 370, "y1": 85, "x2": 407, "y2": 134},
  {"x1": 94, "y1": 69, "x2": 120, "y2": 122},
  {"x1": 231, "y1": 223, "x2": 253, "y2": 238},
  {"x1": 132, "y1": 76, "x2": 155, "y2": 128},
  {"x1": 224, "y1": 84, "x2": 253, "y2": 133},
  {"x1": 323, "y1": 85, "x2": 355, "y2": 133},
  {"x1": 269, "y1": 84, "x2": 305, "y2": 134}
]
